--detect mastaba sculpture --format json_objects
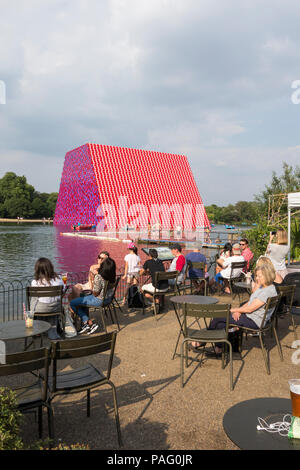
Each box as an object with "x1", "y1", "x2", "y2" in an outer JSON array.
[{"x1": 54, "y1": 143, "x2": 210, "y2": 230}]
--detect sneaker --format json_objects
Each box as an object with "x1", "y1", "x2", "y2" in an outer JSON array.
[
  {"x1": 87, "y1": 323, "x2": 99, "y2": 335},
  {"x1": 78, "y1": 323, "x2": 91, "y2": 335}
]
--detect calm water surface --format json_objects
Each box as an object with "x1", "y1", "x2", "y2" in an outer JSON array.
[{"x1": 0, "y1": 223, "x2": 244, "y2": 282}]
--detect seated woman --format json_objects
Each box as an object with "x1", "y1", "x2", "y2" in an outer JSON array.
[
  {"x1": 31, "y1": 257, "x2": 64, "y2": 340},
  {"x1": 207, "y1": 264, "x2": 277, "y2": 355},
  {"x1": 68, "y1": 251, "x2": 110, "y2": 301},
  {"x1": 70, "y1": 257, "x2": 116, "y2": 335},
  {"x1": 215, "y1": 242, "x2": 233, "y2": 275},
  {"x1": 252, "y1": 256, "x2": 283, "y2": 292}
]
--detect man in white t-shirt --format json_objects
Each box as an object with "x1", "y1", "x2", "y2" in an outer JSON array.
[{"x1": 215, "y1": 243, "x2": 245, "y2": 294}]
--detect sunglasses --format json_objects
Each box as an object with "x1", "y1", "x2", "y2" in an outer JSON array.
[{"x1": 239, "y1": 243, "x2": 246, "y2": 246}]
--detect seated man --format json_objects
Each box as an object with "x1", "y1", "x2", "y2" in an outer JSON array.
[
  {"x1": 213, "y1": 243, "x2": 245, "y2": 294},
  {"x1": 140, "y1": 249, "x2": 169, "y2": 305},
  {"x1": 186, "y1": 243, "x2": 207, "y2": 293},
  {"x1": 239, "y1": 238, "x2": 254, "y2": 272},
  {"x1": 168, "y1": 243, "x2": 186, "y2": 287}
]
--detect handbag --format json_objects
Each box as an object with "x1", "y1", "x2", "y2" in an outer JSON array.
[
  {"x1": 80, "y1": 289, "x2": 93, "y2": 297},
  {"x1": 64, "y1": 311, "x2": 77, "y2": 338}
]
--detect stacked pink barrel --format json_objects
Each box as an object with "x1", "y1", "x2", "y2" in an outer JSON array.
[{"x1": 54, "y1": 143, "x2": 210, "y2": 229}]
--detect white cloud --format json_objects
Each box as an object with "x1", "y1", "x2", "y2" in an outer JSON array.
[{"x1": 1, "y1": 0, "x2": 300, "y2": 204}]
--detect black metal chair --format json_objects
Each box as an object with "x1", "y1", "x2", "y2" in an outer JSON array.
[
  {"x1": 228, "y1": 260, "x2": 248, "y2": 301},
  {"x1": 0, "y1": 347, "x2": 54, "y2": 439},
  {"x1": 180, "y1": 303, "x2": 233, "y2": 390},
  {"x1": 185, "y1": 261, "x2": 207, "y2": 295},
  {"x1": 142, "y1": 271, "x2": 179, "y2": 320},
  {"x1": 49, "y1": 331, "x2": 122, "y2": 447},
  {"x1": 275, "y1": 284, "x2": 296, "y2": 339},
  {"x1": 230, "y1": 295, "x2": 282, "y2": 375},
  {"x1": 26, "y1": 285, "x2": 65, "y2": 342},
  {"x1": 282, "y1": 272, "x2": 300, "y2": 341}
]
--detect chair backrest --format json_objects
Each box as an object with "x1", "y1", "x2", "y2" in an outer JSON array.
[
  {"x1": 112, "y1": 276, "x2": 121, "y2": 299},
  {"x1": 229, "y1": 261, "x2": 247, "y2": 279},
  {"x1": 276, "y1": 285, "x2": 296, "y2": 313},
  {"x1": 26, "y1": 285, "x2": 64, "y2": 313},
  {"x1": 283, "y1": 273, "x2": 300, "y2": 306},
  {"x1": 50, "y1": 331, "x2": 117, "y2": 390},
  {"x1": 0, "y1": 348, "x2": 50, "y2": 401},
  {"x1": 260, "y1": 295, "x2": 280, "y2": 329},
  {"x1": 186, "y1": 261, "x2": 206, "y2": 278},
  {"x1": 183, "y1": 303, "x2": 231, "y2": 335},
  {"x1": 154, "y1": 270, "x2": 178, "y2": 283}
]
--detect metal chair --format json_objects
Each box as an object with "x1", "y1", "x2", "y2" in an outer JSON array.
[
  {"x1": 26, "y1": 285, "x2": 65, "y2": 342},
  {"x1": 180, "y1": 303, "x2": 233, "y2": 390},
  {"x1": 275, "y1": 284, "x2": 296, "y2": 339},
  {"x1": 81, "y1": 281, "x2": 109, "y2": 333},
  {"x1": 282, "y1": 272, "x2": 300, "y2": 341},
  {"x1": 142, "y1": 271, "x2": 179, "y2": 320},
  {"x1": 185, "y1": 261, "x2": 207, "y2": 295},
  {"x1": 49, "y1": 331, "x2": 122, "y2": 447},
  {"x1": 230, "y1": 295, "x2": 282, "y2": 375},
  {"x1": 228, "y1": 260, "x2": 247, "y2": 301},
  {"x1": 0, "y1": 347, "x2": 54, "y2": 439}
]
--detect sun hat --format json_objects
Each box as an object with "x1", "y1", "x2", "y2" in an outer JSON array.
[
  {"x1": 232, "y1": 243, "x2": 241, "y2": 254},
  {"x1": 127, "y1": 242, "x2": 136, "y2": 249}
]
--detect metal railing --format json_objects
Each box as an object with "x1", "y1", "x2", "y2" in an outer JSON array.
[
  {"x1": 0, "y1": 271, "x2": 149, "y2": 323},
  {"x1": 0, "y1": 256, "x2": 217, "y2": 323}
]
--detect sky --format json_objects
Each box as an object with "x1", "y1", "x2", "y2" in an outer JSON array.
[{"x1": 1, "y1": 0, "x2": 300, "y2": 206}]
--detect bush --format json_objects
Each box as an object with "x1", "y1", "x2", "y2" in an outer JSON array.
[
  {"x1": 0, "y1": 387, "x2": 23, "y2": 450},
  {"x1": 242, "y1": 219, "x2": 275, "y2": 260}
]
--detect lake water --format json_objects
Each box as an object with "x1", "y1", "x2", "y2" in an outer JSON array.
[{"x1": 0, "y1": 223, "x2": 248, "y2": 283}]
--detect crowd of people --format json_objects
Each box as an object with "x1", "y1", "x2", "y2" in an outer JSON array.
[{"x1": 28, "y1": 227, "x2": 290, "y2": 340}]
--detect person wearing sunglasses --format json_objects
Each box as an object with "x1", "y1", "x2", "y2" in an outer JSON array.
[
  {"x1": 239, "y1": 238, "x2": 253, "y2": 272},
  {"x1": 68, "y1": 251, "x2": 110, "y2": 301}
]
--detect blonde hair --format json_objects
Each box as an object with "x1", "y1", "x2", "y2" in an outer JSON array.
[
  {"x1": 276, "y1": 228, "x2": 288, "y2": 245},
  {"x1": 254, "y1": 264, "x2": 275, "y2": 286},
  {"x1": 256, "y1": 256, "x2": 275, "y2": 269}
]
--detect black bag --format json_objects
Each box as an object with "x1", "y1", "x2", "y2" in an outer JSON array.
[
  {"x1": 228, "y1": 330, "x2": 242, "y2": 353},
  {"x1": 80, "y1": 289, "x2": 93, "y2": 297},
  {"x1": 127, "y1": 286, "x2": 145, "y2": 308}
]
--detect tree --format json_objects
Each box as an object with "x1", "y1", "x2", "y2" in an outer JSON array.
[
  {"x1": 0, "y1": 172, "x2": 58, "y2": 219},
  {"x1": 255, "y1": 162, "x2": 300, "y2": 215}
]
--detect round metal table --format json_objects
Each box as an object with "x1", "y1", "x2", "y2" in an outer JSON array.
[
  {"x1": 170, "y1": 295, "x2": 219, "y2": 359},
  {"x1": 170, "y1": 295, "x2": 219, "y2": 306},
  {"x1": 223, "y1": 397, "x2": 300, "y2": 450},
  {"x1": 234, "y1": 281, "x2": 252, "y2": 296},
  {"x1": 0, "y1": 320, "x2": 51, "y2": 341}
]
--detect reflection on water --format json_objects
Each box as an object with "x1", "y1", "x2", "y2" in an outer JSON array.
[{"x1": 0, "y1": 223, "x2": 228, "y2": 282}]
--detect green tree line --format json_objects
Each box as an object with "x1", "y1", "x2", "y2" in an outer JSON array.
[
  {"x1": 0, "y1": 172, "x2": 58, "y2": 219},
  {"x1": 205, "y1": 162, "x2": 300, "y2": 225},
  {"x1": 205, "y1": 201, "x2": 260, "y2": 224}
]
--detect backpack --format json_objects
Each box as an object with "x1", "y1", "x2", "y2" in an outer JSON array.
[
  {"x1": 127, "y1": 285, "x2": 145, "y2": 308},
  {"x1": 283, "y1": 272, "x2": 300, "y2": 306}
]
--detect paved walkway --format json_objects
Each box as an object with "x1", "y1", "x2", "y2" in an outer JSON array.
[{"x1": 1, "y1": 292, "x2": 299, "y2": 450}]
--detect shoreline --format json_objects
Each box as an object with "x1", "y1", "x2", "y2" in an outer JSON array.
[{"x1": 0, "y1": 218, "x2": 53, "y2": 223}]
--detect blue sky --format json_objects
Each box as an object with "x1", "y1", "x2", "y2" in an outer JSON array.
[{"x1": 1, "y1": 0, "x2": 300, "y2": 205}]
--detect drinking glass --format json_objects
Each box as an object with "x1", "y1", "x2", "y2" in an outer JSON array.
[
  {"x1": 25, "y1": 311, "x2": 34, "y2": 328},
  {"x1": 289, "y1": 379, "x2": 300, "y2": 418},
  {"x1": 62, "y1": 273, "x2": 68, "y2": 286}
]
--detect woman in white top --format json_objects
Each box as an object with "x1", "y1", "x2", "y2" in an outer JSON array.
[
  {"x1": 266, "y1": 229, "x2": 289, "y2": 279},
  {"x1": 121, "y1": 242, "x2": 141, "y2": 305},
  {"x1": 31, "y1": 257, "x2": 64, "y2": 339}
]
